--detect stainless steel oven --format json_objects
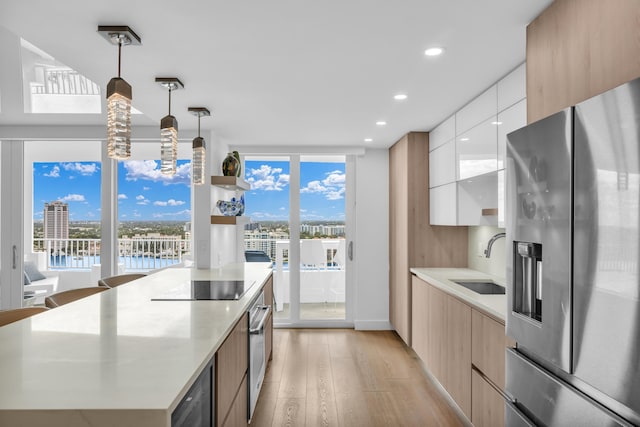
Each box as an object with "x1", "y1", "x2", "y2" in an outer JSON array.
[{"x1": 248, "y1": 290, "x2": 270, "y2": 420}]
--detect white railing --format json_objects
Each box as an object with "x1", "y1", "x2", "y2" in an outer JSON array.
[
  {"x1": 31, "y1": 68, "x2": 101, "y2": 95},
  {"x1": 33, "y1": 238, "x2": 191, "y2": 271}
]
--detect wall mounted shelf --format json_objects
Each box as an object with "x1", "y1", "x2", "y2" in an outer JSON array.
[
  {"x1": 211, "y1": 176, "x2": 250, "y2": 191},
  {"x1": 211, "y1": 215, "x2": 250, "y2": 225}
]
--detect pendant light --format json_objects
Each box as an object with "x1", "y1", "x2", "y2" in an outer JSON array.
[
  {"x1": 155, "y1": 77, "x2": 184, "y2": 176},
  {"x1": 98, "y1": 26, "x2": 141, "y2": 160},
  {"x1": 188, "y1": 107, "x2": 211, "y2": 185}
]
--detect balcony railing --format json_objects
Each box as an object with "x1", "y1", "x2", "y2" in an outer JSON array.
[{"x1": 33, "y1": 237, "x2": 191, "y2": 271}]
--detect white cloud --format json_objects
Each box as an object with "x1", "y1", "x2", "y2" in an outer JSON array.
[
  {"x1": 59, "y1": 194, "x2": 85, "y2": 202},
  {"x1": 300, "y1": 170, "x2": 346, "y2": 200},
  {"x1": 118, "y1": 194, "x2": 128, "y2": 200},
  {"x1": 246, "y1": 165, "x2": 289, "y2": 191},
  {"x1": 301, "y1": 180, "x2": 328, "y2": 194},
  {"x1": 153, "y1": 199, "x2": 185, "y2": 207},
  {"x1": 136, "y1": 195, "x2": 145, "y2": 200},
  {"x1": 62, "y1": 162, "x2": 99, "y2": 176},
  {"x1": 143, "y1": 187, "x2": 151, "y2": 191},
  {"x1": 137, "y1": 199, "x2": 150, "y2": 205},
  {"x1": 123, "y1": 160, "x2": 191, "y2": 186},
  {"x1": 44, "y1": 166, "x2": 60, "y2": 178},
  {"x1": 323, "y1": 170, "x2": 345, "y2": 186}
]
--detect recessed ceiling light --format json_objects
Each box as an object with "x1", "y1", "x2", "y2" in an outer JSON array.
[
  {"x1": 424, "y1": 47, "x2": 444, "y2": 56},
  {"x1": 394, "y1": 94, "x2": 407, "y2": 100},
  {"x1": 364, "y1": 138, "x2": 373, "y2": 142},
  {"x1": 491, "y1": 121, "x2": 503, "y2": 125},
  {"x1": 376, "y1": 121, "x2": 387, "y2": 126},
  {"x1": 460, "y1": 137, "x2": 469, "y2": 141}
]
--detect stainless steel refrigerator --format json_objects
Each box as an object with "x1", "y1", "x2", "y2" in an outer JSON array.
[{"x1": 505, "y1": 77, "x2": 640, "y2": 426}]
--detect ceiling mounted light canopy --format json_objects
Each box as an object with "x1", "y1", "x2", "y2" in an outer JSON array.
[
  {"x1": 98, "y1": 25, "x2": 141, "y2": 160},
  {"x1": 188, "y1": 107, "x2": 211, "y2": 185},
  {"x1": 156, "y1": 77, "x2": 184, "y2": 176}
]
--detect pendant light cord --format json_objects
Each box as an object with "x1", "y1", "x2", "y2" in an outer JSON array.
[
  {"x1": 198, "y1": 116, "x2": 201, "y2": 137},
  {"x1": 117, "y1": 39, "x2": 123, "y2": 78},
  {"x1": 168, "y1": 88, "x2": 172, "y2": 115}
]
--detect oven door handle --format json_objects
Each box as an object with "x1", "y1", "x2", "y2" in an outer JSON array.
[{"x1": 249, "y1": 305, "x2": 271, "y2": 334}]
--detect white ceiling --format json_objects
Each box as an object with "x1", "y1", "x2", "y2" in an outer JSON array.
[{"x1": 0, "y1": 0, "x2": 553, "y2": 149}]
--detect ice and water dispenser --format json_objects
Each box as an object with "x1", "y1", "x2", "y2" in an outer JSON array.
[{"x1": 513, "y1": 242, "x2": 543, "y2": 322}]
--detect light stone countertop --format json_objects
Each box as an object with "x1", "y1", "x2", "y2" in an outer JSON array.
[
  {"x1": 0, "y1": 262, "x2": 272, "y2": 427},
  {"x1": 410, "y1": 267, "x2": 507, "y2": 322}
]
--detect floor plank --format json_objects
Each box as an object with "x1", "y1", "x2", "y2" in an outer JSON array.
[
  {"x1": 305, "y1": 343, "x2": 339, "y2": 426},
  {"x1": 253, "y1": 329, "x2": 468, "y2": 427}
]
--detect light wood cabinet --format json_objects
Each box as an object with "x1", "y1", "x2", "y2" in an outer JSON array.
[
  {"x1": 411, "y1": 275, "x2": 471, "y2": 418},
  {"x1": 412, "y1": 275, "x2": 515, "y2": 422},
  {"x1": 470, "y1": 306, "x2": 515, "y2": 427},
  {"x1": 471, "y1": 369, "x2": 505, "y2": 427},
  {"x1": 216, "y1": 312, "x2": 248, "y2": 427},
  {"x1": 526, "y1": 0, "x2": 640, "y2": 123},
  {"x1": 445, "y1": 295, "x2": 472, "y2": 417},
  {"x1": 471, "y1": 308, "x2": 512, "y2": 391},
  {"x1": 221, "y1": 375, "x2": 248, "y2": 427},
  {"x1": 389, "y1": 133, "x2": 468, "y2": 346}
]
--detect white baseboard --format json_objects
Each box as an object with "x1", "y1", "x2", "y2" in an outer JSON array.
[{"x1": 354, "y1": 320, "x2": 393, "y2": 330}]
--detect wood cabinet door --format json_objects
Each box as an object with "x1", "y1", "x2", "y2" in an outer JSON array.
[
  {"x1": 411, "y1": 275, "x2": 429, "y2": 364},
  {"x1": 216, "y1": 312, "x2": 248, "y2": 427},
  {"x1": 444, "y1": 295, "x2": 472, "y2": 418},
  {"x1": 471, "y1": 369, "x2": 505, "y2": 427},
  {"x1": 222, "y1": 375, "x2": 248, "y2": 427},
  {"x1": 471, "y1": 308, "x2": 510, "y2": 391}
]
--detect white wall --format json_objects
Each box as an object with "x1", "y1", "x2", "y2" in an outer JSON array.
[
  {"x1": 353, "y1": 148, "x2": 391, "y2": 330},
  {"x1": 467, "y1": 225, "x2": 506, "y2": 278}
]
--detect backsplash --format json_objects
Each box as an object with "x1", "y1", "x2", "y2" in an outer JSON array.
[{"x1": 468, "y1": 226, "x2": 506, "y2": 279}]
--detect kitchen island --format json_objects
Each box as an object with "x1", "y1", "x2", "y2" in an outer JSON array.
[{"x1": 0, "y1": 263, "x2": 273, "y2": 427}]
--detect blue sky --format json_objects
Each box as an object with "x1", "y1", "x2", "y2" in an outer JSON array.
[
  {"x1": 33, "y1": 160, "x2": 191, "y2": 221},
  {"x1": 33, "y1": 159, "x2": 345, "y2": 222},
  {"x1": 244, "y1": 160, "x2": 345, "y2": 221}
]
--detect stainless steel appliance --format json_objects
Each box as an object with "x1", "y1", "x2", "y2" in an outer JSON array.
[
  {"x1": 506, "y1": 77, "x2": 640, "y2": 426},
  {"x1": 248, "y1": 290, "x2": 270, "y2": 420}
]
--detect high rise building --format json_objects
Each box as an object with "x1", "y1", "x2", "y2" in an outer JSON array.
[{"x1": 44, "y1": 201, "x2": 69, "y2": 254}]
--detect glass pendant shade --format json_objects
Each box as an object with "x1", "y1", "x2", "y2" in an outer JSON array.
[
  {"x1": 106, "y1": 77, "x2": 132, "y2": 159},
  {"x1": 192, "y1": 137, "x2": 206, "y2": 185},
  {"x1": 160, "y1": 115, "x2": 178, "y2": 175}
]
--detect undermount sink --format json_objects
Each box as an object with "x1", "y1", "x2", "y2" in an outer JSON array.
[{"x1": 452, "y1": 280, "x2": 506, "y2": 295}]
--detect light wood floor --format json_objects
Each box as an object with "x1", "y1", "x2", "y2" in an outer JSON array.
[{"x1": 250, "y1": 329, "x2": 468, "y2": 427}]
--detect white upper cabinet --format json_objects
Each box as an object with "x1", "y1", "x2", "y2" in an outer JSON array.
[
  {"x1": 497, "y1": 63, "x2": 526, "y2": 112},
  {"x1": 429, "y1": 63, "x2": 526, "y2": 226},
  {"x1": 456, "y1": 86, "x2": 497, "y2": 135},
  {"x1": 497, "y1": 99, "x2": 527, "y2": 170},
  {"x1": 457, "y1": 116, "x2": 498, "y2": 180},
  {"x1": 430, "y1": 182, "x2": 457, "y2": 226},
  {"x1": 457, "y1": 172, "x2": 498, "y2": 226},
  {"x1": 429, "y1": 115, "x2": 455, "y2": 151},
  {"x1": 429, "y1": 140, "x2": 456, "y2": 188}
]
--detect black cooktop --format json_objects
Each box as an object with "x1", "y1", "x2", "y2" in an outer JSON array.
[{"x1": 152, "y1": 279, "x2": 256, "y2": 301}]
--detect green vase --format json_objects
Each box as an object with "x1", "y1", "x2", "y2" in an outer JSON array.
[
  {"x1": 222, "y1": 153, "x2": 239, "y2": 177},
  {"x1": 232, "y1": 151, "x2": 242, "y2": 177}
]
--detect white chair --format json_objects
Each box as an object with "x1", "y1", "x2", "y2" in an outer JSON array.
[
  {"x1": 300, "y1": 239, "x2": 326, "y2": 270},
  {"x1": 24, "y1": 253, "x2": 59, "y2": 305}
]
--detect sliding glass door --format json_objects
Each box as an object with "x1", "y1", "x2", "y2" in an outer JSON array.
[{"x1": 243, "y1": 154, "x2": 352, "y2": 327}]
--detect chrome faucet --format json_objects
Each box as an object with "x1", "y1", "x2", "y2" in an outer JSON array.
[{"x1": 484, "y1": 232, "x2": 506, "y2": 258}]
